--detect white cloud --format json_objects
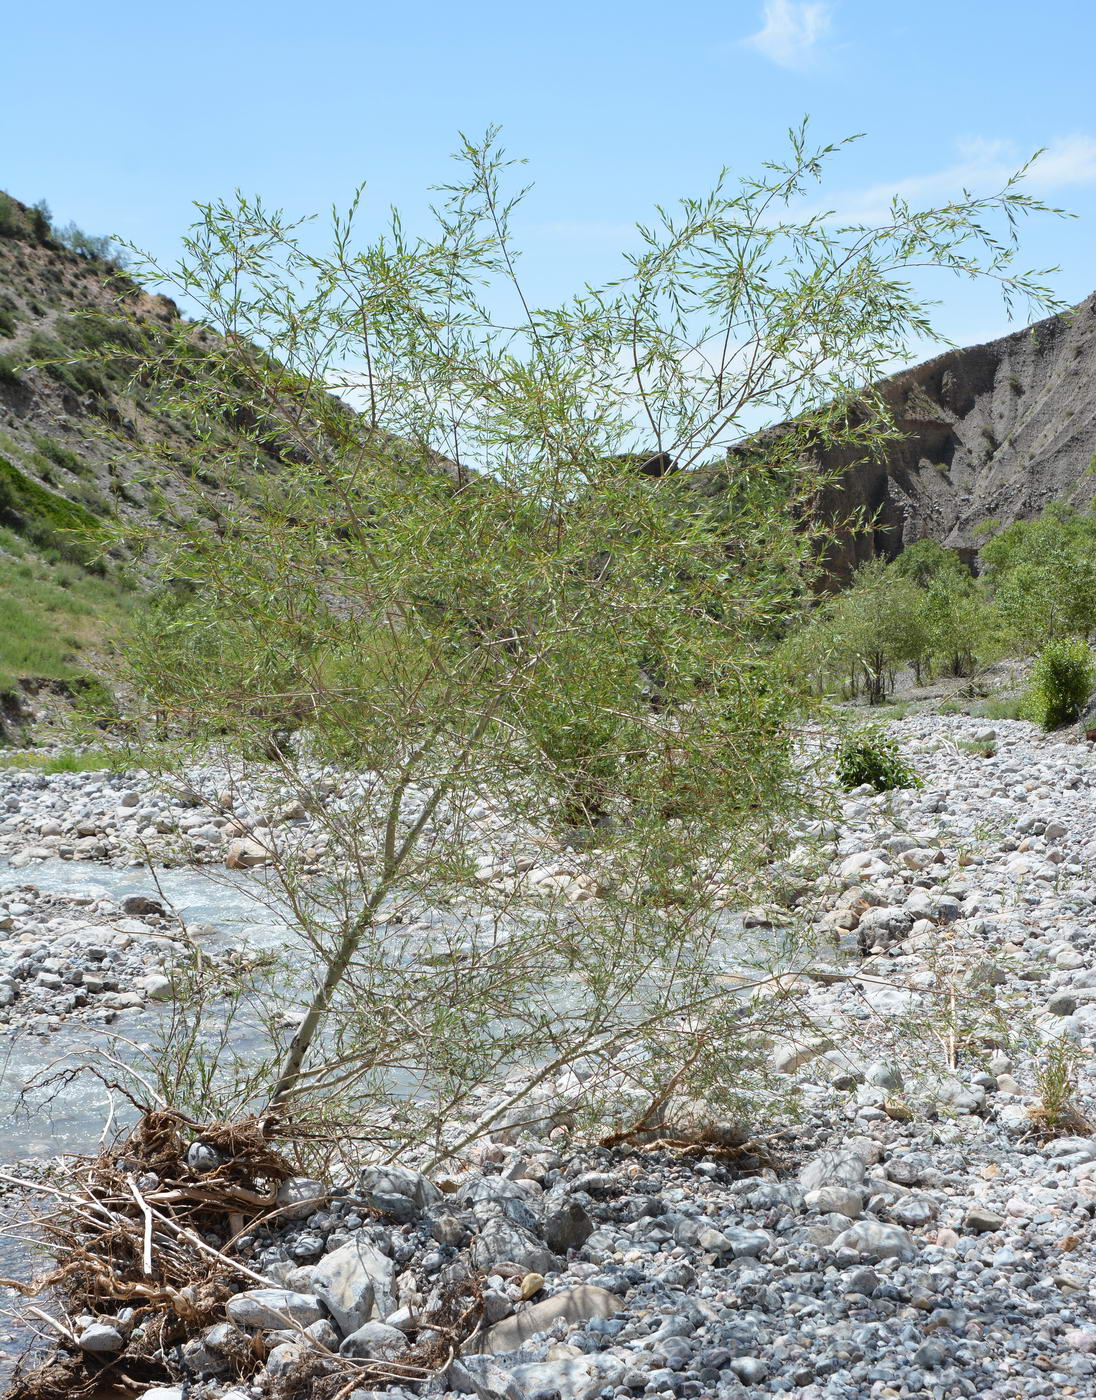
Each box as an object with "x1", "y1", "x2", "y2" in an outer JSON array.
[
  {"x1": 742, "y1": 0, "x2": 834, "y2": 71},
  {"x1": 819, "y1": 134, "x2": 1096, "y2": 224},
  {"x1": 1024, "y1": 133, "x2": 1096, "y2": 188}
]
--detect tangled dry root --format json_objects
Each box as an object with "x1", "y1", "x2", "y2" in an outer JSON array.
[
  {"x1": 2, "y1": 1110, "x2": 292, "y2": 1398},
  {"x1": 2, "y1": 1110, "x2": 487, "y2": 1399}
]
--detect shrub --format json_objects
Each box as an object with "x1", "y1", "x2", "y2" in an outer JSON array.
[
  {"x1": 836, "y1": 727, "x2": 920, "y2": 792},
  {"x1": 0, "y1": 194, "x2": 27, "y2": 239},
  {"x1": 0, "y1": 355, "x2": 22, "y2": 387},
  {"x1": 31, "y1": 434, "x2": 82, "y2": 474},
  {"x1": 1027, "y1": 638, "x2": 1096, "y2": 730}
]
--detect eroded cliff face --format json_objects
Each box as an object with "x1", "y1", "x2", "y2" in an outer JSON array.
[{"x1": 813, "y1": 293, "x2": 1096, "y2": 578}]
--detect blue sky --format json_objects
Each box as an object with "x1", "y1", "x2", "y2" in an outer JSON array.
[{"x1": 6, "y1": 0, "x2": 1096, "y2": 359}]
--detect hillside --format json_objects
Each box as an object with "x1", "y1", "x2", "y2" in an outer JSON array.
[
  {"x1": 3, "y1": 185, "x2": 1096, "y2": 730},
  {"x1": 0, "y1": 194, "x2": 280, "y2": 736},
  {"x1": 0, "y1": 199, "x2": 168, "y2": 700},
  {"x1": 808, "y1": 293, "x2": 1096, "y2": 578}
]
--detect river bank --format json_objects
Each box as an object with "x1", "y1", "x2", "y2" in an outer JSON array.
[{"x1": 2, "y1": 713, "x2": 1096, "y2": 1398}]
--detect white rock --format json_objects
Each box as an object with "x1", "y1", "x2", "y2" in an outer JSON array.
[
  {"x1": 225, "y1": 1288, "x2": 325, "y2": 1330},
  {"x1": 311, "y1": 1237, "x2": 397, "y2": 1331}
]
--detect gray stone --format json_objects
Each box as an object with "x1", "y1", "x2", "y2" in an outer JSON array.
[
  {"x1": 510, "y1": 1354, "x2": 626, "y2": 1400},
  {"x1": 723, "y1": 1226, "x2": 772, "y2": 1258},
  {"x1": 865, "y1": 1060, "x2": 904, "y2": 1091},
  {"x1": 464, "y1": 1284, "x2": 620, "y2": 1356},
  {"x1": 203, "y1": 1322, "x2": 246, "y2": 1353},
  {"x1": 469, "y1": 1217, "x2": 554, "y2": 1275},
  {"x1": 339, "y1": 1321, "x2": 410, "y2": 1360},
  {"x1": 225, "y1": 1289, "x2": 325, "y2": 1330},
  {"x1": 77, "y1": 1323, "x2": 125, "y2": 1353},
  {"x1": 804, "y1": 1186, "x2": 863, "y2": 1218},
  {"x1": 447, "y1": 1356, "x2": 529, "y2": 1399},
  {"x1": 264, "y1": 1342, "x2": 303, "y2": 1377},
  {"x1": 311, "y1": 1237, "x2": 397, "y2": 1332},
  {"x1": 888, "y1": 1194, "x2": 938, "y2": 1227},
  {"x1": 543, "y1": 1199, "x2": 594, "y2": 1253},
  {"x1": 799, "y1": 1148, "x2": 867, "y2": 1193},
  {"x1": 358, "y1": 1163, "x2": 443, "y2": 1214},
  {"x1": 844, "y1": 1266, "x2": 879, "y2": 1295},
  {"x1": 964, "y1": 1206, "x2": 1005, "y2": 1233},
  {"x1": 831, "y1": 1221, "x2": 918, "y2": 1261},
  {"x1": 180, "y1": 1338, "x2": 229, "y2": 1376},
  {"x1": 276, "y1": 1176, "x2": 328, "y2": 1220},
  {"x1": 1043, "y1": 1136, "x2": 1096, "y2": 1164},
  {"x1": 936, "y1": 1078, "x2": 986, "y2": 1115},
  {"x1": 430, "y1": 1214, "x2": 468, "y2": 1247}
]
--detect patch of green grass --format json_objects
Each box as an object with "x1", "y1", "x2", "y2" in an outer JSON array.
[
  {"x1": 0, "y1": 748, "x2": 121, "y2": 773},
  {"x1": 974, "y1": 695, "x2": 1028, "y2": 721},
  {"x1": 957, "y1": 737, "x2": 997, "y2": 758},
  {"x1": 0, "y1": 453, "x2": 105, "y2": 566},
  {"x1": 872, "y1": 701, "x2": 910, "y2": 721},
  {"x1": 30, "y1": 433, "x2": 83, "y2": 475},
  {"x1": 0, "y1": 528, "x2": 131, "y2": 691}
]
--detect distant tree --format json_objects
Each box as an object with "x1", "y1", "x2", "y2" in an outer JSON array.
[
  {"x1": 924, "y1": 570, "x2": 990, "y2": 677},
  {"x1": 55, "y1": 219, "x2": 128, "y2": 268},
  {"x1": 891, "y1": 538, "x2": 967, "y2": 588},
  {"x1": 30, "y1": 199, "x2": 53, "y2": 242},
  {"x1": 981, "y1": 505, "x2": 1096, "y2": 652},
  {"x1": 808, "y1": 559, "x2": 930, "y2": 702}
]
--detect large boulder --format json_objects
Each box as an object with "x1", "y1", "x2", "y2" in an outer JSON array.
[
  {"x1": 358, "y1": 1163, "x2": 443, "y2": 1218},
  {"x1": 469, "y1": 1218, "x2": 555, "y2": 1275},
  {"x1": 338, "y1": 1321, "x2": 409, "y2": 1360},
  {"x1": 543, "y1": 1199, "x2": 594, "y2": 1254},
  {"x1": 831, "y1": 1221, "x2": 918, "y2": 1262},
  {"x1": 799, "y1": 1148, "x2": 868, "y2": 1193},
  {"x1": 224, "y1": 837, "x2": 269, "y2": 870},
  {"x1": 311, "y1": 1238, "x2": 397, "y2": 1333}
]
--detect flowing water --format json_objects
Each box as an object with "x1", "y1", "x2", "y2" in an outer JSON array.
[
  {"x1": 0, "y1": 856, "x2": 297, "y2": 1387},
  {"x1": 0, "y1": 856, "x2": 297, "y2": 1159}
]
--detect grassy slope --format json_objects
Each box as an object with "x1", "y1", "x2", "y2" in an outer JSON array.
[
  {"x1": 0, "y1": 522, "x2": 131, "y2": 692},
  {"x1": 0, "y1": 194, "x2": 232, "y2": 716}
]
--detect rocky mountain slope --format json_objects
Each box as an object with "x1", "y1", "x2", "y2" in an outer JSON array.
[
  {"x1": 0, "y1": 194, "x2": 298, "y2": 734},
  {"x1": 811, "y1": 293, "x2": 1096, "y2": 579}
]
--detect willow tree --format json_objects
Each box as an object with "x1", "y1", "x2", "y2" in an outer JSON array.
[{"x1": 101, "y1": 127, "x2": 1062, "y2": 1161}]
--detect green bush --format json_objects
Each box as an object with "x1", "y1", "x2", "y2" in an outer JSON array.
[
  {"x1": 1027, "y1": 638, "x2": 1096, "y2": 730},
  {"x1": 0, "y1": 194, "x2": 26, "y2": 239},
  {"x1": 0, "y1": 355, "x2": 22, "y2": 387},
  {"x1": 31, "y1": 434, "x2": 82, "y2": 474},
  {"x1": 836, "y1": 727, "x2": 920, "y2": 792}
]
